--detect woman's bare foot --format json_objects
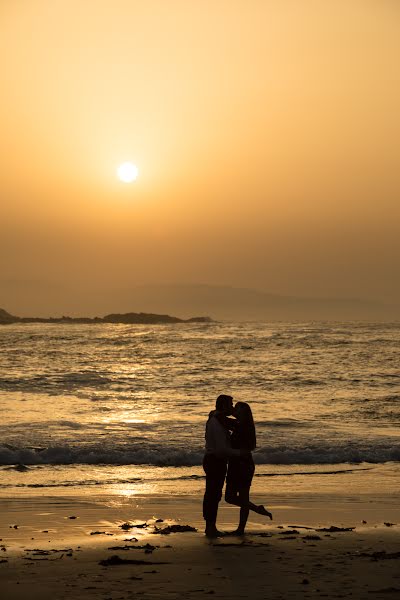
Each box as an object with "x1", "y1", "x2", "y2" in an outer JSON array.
[
  {"x1": 255, "y1": 505, "x2": 273, "y2": 520},
  {"x1": 226, "y1": 528, "x2": 245, "y2": 536}
]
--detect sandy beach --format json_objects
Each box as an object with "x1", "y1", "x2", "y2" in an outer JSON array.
[{"x1": 1, "y1": 492, "x2": 400, "y2": 600}]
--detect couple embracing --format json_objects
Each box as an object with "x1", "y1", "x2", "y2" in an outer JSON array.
[{"x1": 203, "y1": 394, "x2": 272, "y2": 538}]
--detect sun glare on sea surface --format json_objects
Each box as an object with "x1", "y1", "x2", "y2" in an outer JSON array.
[{"x1": 117, "y1": 162, "x2": 139, "y2": 183}]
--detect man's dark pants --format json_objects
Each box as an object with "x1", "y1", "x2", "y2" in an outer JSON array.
[{"x1": 203, "y1": 454, "x2": 227, "y2": 523}]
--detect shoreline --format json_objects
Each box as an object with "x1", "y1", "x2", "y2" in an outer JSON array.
[{"x1": 1, "y1": 492, "x2": 400, "y2": 599}]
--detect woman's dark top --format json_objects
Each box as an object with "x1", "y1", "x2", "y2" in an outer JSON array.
[{"x1": 226, "y1": 421, "x2": 255, "y2": 491}]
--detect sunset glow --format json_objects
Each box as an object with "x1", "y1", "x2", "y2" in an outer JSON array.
[
  {"x1": 117, "y1": 162, "x2": 139, "y2": 183},
  {"x1": 0, "y1": 1, "x2": 399, "y2": 317}
]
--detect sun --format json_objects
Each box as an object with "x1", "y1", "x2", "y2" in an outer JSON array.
[{"x1": 117, "y1": 162, "x2": 139, "y2": 183}]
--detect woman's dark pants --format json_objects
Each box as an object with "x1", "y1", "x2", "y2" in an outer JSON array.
[{"x1": 202, "y1": 454, "x2": 227, "y2": 524}]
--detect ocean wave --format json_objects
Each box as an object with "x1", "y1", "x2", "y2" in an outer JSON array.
[
  {"x1": 0, "y1": 445, "x2": 204, "y2": 467},
  {"x1": 0, "y1": 371, "x2": 112, "y2": 392},
  {"x1": 0, "y1": 477, "x2": 143, "y2": 488},
  {"x1": 253, "y1": 446, "x2": 400, "y2": 465},
  {"x1": 0, "y1": 467, "x2": 374, "y2": 489},
  {"x1": 256, "y1": 419, "x2": 312, "y2": 428},
  {"x1": 0, "y1": 442, "x2": 399, "y2": 467}
]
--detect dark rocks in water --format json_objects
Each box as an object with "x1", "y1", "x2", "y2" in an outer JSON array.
[
  {"x1": 384, "y1": 522, "x2": 396, "y2": 527},
  {"x1": 98, "y1": 555, "x2": 170, "y2": 566},
  {"x1": 279, "y1": 530, "x2": 299, "y2": 535},
  {"x1": 153, "y1": 524, "x2": 197, "y2": 535},
  {"x1": 90, "y1": 531, "x2": 114, "y2": 536},
  {"x1": 185, "y1": 316, "x2": 213, "y2": 323},
  {"x1": 302, "y1": 535, "x2": 322, "y2": 541},
  {"x1": 0, "y1": 309, "x2": 213, "y2": 325},
  {"x1": 316, "y1": 526, "x2": 355, "y2": 532},
  {"x1": 104, "y1": 312, "x2": 181, "y2": 324},
  {"x1": 103, "y1": 312, "x2": 212, "y2": 324}
]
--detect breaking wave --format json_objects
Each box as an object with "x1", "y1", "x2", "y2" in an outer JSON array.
[{"x1": 0, "y1": 442, "x2": 399, "y2": 467}]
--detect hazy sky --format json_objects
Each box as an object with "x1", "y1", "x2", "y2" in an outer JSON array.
[{"x1": 1, "y1": 0, "x2": 399, "y2": 314}]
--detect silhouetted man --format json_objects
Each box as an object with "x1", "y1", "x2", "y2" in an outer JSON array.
[{"x1": 203, "y1": 394, "x2": 241, "y2": 537}]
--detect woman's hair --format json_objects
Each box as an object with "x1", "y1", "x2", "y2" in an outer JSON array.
[{"x1": 235, "y1": 401, "x2": 257, "y2": 450}]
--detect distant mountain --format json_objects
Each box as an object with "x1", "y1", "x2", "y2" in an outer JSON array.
[
  {"x1": 0, "y1": 308, "x2": 19, "y2": 324},
  {"x1": 114, "y1": 284, "x2": 398, "y2": 321},
  {"x1": 0, "y1": 309, "x2": 212, "y2": 325},
  {"x1": 1, "y1": 283, "x2": 398, "y2": 321},
  {"x1": 102, "y1": 312, "x2": 211, "y2": 324}
]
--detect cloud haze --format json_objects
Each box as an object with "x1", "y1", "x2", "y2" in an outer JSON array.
[{"x1": 1, "y1": 1, "x2": 399, "y2": 317}]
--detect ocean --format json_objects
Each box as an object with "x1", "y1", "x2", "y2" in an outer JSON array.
[{"x1": 0, "y1": 321, "x2": 399, "y2": 498}]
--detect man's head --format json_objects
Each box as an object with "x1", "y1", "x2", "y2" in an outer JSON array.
[{"x1": 215, "y1": 394, "x2": 234, "y2": 415}]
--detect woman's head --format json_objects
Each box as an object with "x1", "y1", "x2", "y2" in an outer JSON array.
[
  {"x1": 234, "y1": 401, "x2": 256, "y2": 450},
  {"x1": 234, "y1": 401, "x2": 252, "y2": 421}
]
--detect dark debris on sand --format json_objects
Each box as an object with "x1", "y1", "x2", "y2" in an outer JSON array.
[
  {"x1": 359, "y1": 551, "x2": 400, "y2": 561},
  {"x1": 120, "y1": 522, "x2": 148, "y2": 531},
  {"x1": 107, "y1": 544, "x2": 158, "y2": 553},
  {"x1": 153, "y1": 524, "x2": 197, "y2": 535},
  {"x1": 368, "y1": 588, "x2": 400, "y2": 594},
  {"x1": 213, "y1": 541, "x2": 268, "y2": 548},
  {"x1": 99, "y1": 555, "x2": 170, "y2": 566},
  {"x1": 24, "y1": 548, "x2": 73, "y2": 554},
  {"x1": 316, "y1": 526, "x2": 355, "y2": 532}
]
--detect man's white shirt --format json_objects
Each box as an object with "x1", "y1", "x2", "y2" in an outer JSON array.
[{"x1": 205, "y1": 414, "x2": 240, "y2": 459}]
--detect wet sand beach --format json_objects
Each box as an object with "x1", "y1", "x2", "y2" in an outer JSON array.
[{"x1": 1, "y1": 493, "x2": 400, "y2": 600}]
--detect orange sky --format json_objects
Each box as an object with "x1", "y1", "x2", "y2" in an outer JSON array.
[{"x1": 1, "y1": 1, "x2": 399, "y2": 315}]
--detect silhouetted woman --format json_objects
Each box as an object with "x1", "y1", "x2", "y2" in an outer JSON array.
[{"x1": 225, "y1": 401, "x2": 272, "y2": 534}]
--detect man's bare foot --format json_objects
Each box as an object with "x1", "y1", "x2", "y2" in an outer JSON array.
[
  {"x1": 205, "y1": 527, "x2": 224, "y2": 538},
  {"x1": 255, "y1": 505, "x2": 273, "y2": 520}
]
